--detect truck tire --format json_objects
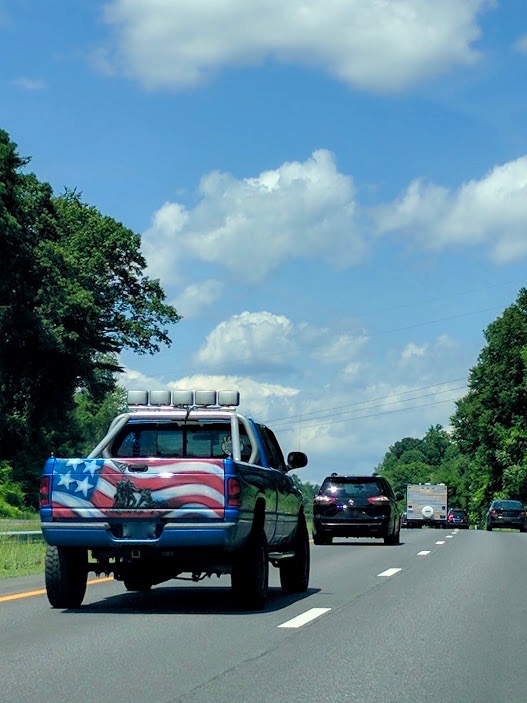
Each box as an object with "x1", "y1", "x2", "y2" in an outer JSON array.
[
  {"x1": 123, "y1": 577, "x2": 152, "y2": 592},
  {"x1": 45, "y1": 545, "x2": 88, "y2": 608},
  {"x1": 231, "y1": 527, "x2": 269, "y2": 610},
  {"x1": 280, "y1": 514, "x2": 310, "y2": 593}
]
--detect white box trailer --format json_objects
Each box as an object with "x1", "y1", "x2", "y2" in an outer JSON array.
[{"x1": 406, "y1": 484, "x2": 448, "y2": 528}]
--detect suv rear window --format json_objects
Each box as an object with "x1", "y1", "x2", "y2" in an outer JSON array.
[{"x1": 319, "y1": 478, "x2": 387, "y2": 500}]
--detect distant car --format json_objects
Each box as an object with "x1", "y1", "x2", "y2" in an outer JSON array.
[
  {"x1": 312, "y1": 474, "x2": 402, "y2": 545},
  {"x1": 485, "y1": 500, "x2": 526, "y2": 532},
  {"x1": 447, "y1": 508, "x2": 469, "y2": 529}
]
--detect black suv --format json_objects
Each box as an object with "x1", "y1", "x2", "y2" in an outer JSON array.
[
  {"x1": 313, "y1": 474, "x2": 402, "y2": 545},
  {"x1": 447, "y1": 508, "x2": 469, "y2": 529},
  {"x1": 486, "y1": 500, "x2": 526, "y2": 532}
]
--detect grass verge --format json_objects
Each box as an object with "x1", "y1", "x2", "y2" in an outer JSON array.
[
  {"x1": 0, "y1": 519, "x2": 44, "y2": 579},
  {"x1": 0, "y1": 535, "x2": 46, "y2": 579}
]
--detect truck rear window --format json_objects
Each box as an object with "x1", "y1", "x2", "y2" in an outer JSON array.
[{"x1": 111, "y1": 421, "x2": 252, "y2": 460}]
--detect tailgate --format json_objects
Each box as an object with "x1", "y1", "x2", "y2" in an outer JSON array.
[{"x1": 48, "y1": 457, "x2": 226, "y2": 520}]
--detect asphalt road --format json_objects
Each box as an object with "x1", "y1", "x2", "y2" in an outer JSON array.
[{"x1": 1, "y1": 528, "x2": 526, "y2": 703}]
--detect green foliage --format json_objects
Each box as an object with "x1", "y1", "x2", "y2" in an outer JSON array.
[
  {"x1": 291, "y1": 473, "x2": 320, "y2": 521},
  {"x1": 68, "y1": 384, "x2": 127, "y2": 457},
  {"x1": 0, "y1": 130, "x2": 181, "y2": 500},
  {"x1": 0, "y1": 462, "x2": 33, "y2": 518},
  {"x1": 376, "y1": 289, "x2": 527, "y2": 525},
  {"x1": 451, "y1": 288, "x2": 527, "y2": 511},
  {"x1": 376, "y1": 425, "x2": 474, "y2": 512}
]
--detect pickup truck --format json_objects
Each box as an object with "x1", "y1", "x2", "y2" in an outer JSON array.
[{"x1": 39, "y1": 389, "x2": 309, "y2": 610}]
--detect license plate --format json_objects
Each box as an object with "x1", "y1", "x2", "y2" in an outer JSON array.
[{"x1": 122, "y1": 522, "x2": 156, "y2": 539}]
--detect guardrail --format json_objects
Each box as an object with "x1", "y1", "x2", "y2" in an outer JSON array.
[{"x1": 0, "y1": 531, "x2": 44, "y2": 543}]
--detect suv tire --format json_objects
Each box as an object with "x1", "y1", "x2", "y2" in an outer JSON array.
[
  {"x1": 313, "y1": 530, "x2": 332, "y2": 545},
  {"x1": 45, "y1": 545, "x2": 88, "y2": 608},
  {"x1": 384, "y1": 528, "x2": 400, "y2": 545}
]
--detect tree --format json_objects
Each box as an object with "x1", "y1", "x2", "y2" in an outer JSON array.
[
  {"x1": 451, "y1": 289, "x2": 527, "y2": 510},
  {"x1": 0, "y1": 130, "x2": 181, "y2": 498}
]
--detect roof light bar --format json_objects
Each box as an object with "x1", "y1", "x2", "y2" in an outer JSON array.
[{"x1": 126, "y1": 390, "x2": 240, "y2": 409}]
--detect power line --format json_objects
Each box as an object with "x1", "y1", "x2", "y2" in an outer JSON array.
[
  {"x1": 263, "y1": 376, "x2": 467, "y2": 425},
  {"x1": 276, "y1": 396, "x2": 461, "y2": 433},
  {"x1": 269, "y1": 384, "x2": 466, "y2": 430}
]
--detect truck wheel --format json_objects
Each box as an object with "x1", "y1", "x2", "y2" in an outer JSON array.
[
  {"x1": 280, "y1": 515, "x2": 310, "y2": 593},
  {"x1": 231, "y1": 527, "x2": 268, "y2": 610},
  {"x1": 45, "y1": 545, "x2": 88, "y2": 608},
  {"x1": 123, "y1": 577, "x2": 152, "y2": 592}
]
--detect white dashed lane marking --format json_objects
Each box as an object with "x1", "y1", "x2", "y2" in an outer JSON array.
[
  {"x1": 436, "y1": 540, "x2": 445, "y2": 544},
  {"x1": 417, "y1": 550, "x2": 430, "y2": 556},
  {"x1": 278, "y1": 608, "x2": 332, "y2": 629},
  {"x1": 446, "y1": 535, "x2": 453, "y2": 539},
  {"x1": 377, "y1": 568, "x2": 402, "y2": 577}
]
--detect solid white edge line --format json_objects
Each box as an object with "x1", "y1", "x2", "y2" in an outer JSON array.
[
  {"x1": 377, "y1": 568, "x2": 402, "y2": 577},
  {"x1": 278, "y1": 607, "x2": 331, "y2": 629},
  {"x1": 417, "y1": 550, "x2": 430, "y2": 556}
]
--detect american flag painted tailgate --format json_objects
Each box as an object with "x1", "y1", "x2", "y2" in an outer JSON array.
[{"x1": 48, "y1": 457, "x2": 225, "y2": 520}]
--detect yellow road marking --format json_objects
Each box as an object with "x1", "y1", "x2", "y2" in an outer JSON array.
[{"x1": 0, "y1": 576, "x2": 114, "y2": 603}]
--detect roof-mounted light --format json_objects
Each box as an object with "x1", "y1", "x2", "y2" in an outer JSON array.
[
  {"x1": 126, "y1": 389, "x2": 240, "y2": 410},
  {"x1": 149, "y1": 390, "x2": 172, "y2": 406},
  {"x1": 194, "y1": 390, "x2": 217, "y2": 406},
  {"x1": 172, "y1": 390, "x2": 194, "y2": 407}
]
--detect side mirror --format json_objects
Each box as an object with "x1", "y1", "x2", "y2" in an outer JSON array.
[{"x1": 287, "y1": 451, "x2": 308, "y2": 470}]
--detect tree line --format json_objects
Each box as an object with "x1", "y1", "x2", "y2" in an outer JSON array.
[
  {"x1": 377, "y1": 289, "x2": 527, "y2": 524},
  {"x1": 0, "y1": 128, "x2": 180, "y2": 513}
]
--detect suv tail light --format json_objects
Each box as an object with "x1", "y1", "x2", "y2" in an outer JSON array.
[
  {"x1": 315, "y1": 495, "x2": 336, "y2": 504},
  {"x1": 520, "y1": 511, "x2": 526, "y2": 518},
  {"x1": 448, "y1": 514, "x2": 453, "y2": 521},
  {"x1": 226, "y1": 477, "x2": 241, "y2": 507},
  {"x1": 367, "y1": 495, "x2": 389, "y2": 504},
  {"x1": 39, "y1": 476, "x2": 51, "y2": 507},
  {"x1": 490, "y1": 509, "x2": 497, "y2": 516}
]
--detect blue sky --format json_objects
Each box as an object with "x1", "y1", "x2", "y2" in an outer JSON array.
[{"x1": 2, "y1": 1, "x2": 527, "y2": 483}]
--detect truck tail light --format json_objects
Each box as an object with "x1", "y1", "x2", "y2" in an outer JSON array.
[
  {"x1": 227, "y1": 477, "x2": 241, "y2": 507},
  {"x1": 39, "y1": 476, "x2": 51, "y2": 507}
]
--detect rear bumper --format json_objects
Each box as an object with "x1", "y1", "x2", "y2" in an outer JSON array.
[
  {"x1": 41, "y1": 520, "x2": 243, "y2": 549},
  {"x1": 314, "y1": 516, "x2": 390, "y2": 537},
  {"x1": 488, "y1": 520, "x2": 525, "y2": 530}
]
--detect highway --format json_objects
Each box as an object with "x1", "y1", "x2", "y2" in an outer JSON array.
[{"x1": 1, "y1": 528, "x2": 526, "y2": 703}]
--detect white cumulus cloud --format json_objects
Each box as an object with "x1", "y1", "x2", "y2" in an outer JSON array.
[
  {"x1": 172, "y1": 279, "x2": 223, "y2": 319},
  {"x1": 196, "y1": 311, "x2": 298, "y2": 374},
  {"x1": 513, "y1": 34, "x2": 527, "y2": 53},
  {"x1": 101, "y1": 0, "x2": 493, "y2": 92},
  {"x1": 142, "y1": 150, "x2": 362, "y2": 285},
  {"x1": 374, "y1": 156, "x2": 527, "y2": 263}
]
